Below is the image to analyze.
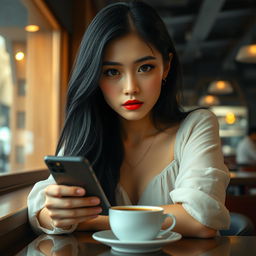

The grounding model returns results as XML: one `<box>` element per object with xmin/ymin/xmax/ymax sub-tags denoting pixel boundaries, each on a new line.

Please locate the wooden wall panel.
<box><xmin>25</xmin><ymin>31</ymin><xmax>60</xmax><ymax>169</ymax></box>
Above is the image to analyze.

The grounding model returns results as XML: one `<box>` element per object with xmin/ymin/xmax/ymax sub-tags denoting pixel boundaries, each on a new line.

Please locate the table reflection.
<box><xmin>19</xmin><ymin>232</ymin><xmax>234</xmax><ymax>256</ymax></box>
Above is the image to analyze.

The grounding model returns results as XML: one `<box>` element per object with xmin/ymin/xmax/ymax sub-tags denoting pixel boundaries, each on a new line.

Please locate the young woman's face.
<box><xmin>99</xmin><ymin>33</ymin><xmax>170</xmax><ymax>121</ymax></box>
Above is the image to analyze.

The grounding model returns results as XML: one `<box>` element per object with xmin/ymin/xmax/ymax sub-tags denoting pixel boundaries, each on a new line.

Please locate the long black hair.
<box><xmin>56</xmin><ymin>1</ymin><xmax>188</xmax><ymax>205</ymax></box>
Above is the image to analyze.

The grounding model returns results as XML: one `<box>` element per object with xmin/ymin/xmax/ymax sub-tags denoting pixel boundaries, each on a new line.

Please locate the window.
<box><xmin>17</xmin><ymin>79</ymin><xmax>26</xmax><ymax>96</ymax></box>
<box><xmin>0</xmin><ymin>0</ymin><xmax>67</xmax><ymax>175</ymax></box>
<box><xmin>17</xmin><ymin>111</ymin><xmax>25</xmax><ymax>129</ymax></box>
<box><xmin>16</xmin><ymin>145</ymin><xmax>25</xmax><ymax>164</ymax></box>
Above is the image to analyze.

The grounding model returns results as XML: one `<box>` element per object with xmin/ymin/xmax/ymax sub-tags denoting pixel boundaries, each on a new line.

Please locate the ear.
<box><xmin>163</xmin><ymin>53</ymin><xmax>173</xmax><ymax>80</ymax></box>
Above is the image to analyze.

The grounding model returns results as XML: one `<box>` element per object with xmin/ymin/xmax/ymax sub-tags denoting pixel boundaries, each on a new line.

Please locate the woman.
<box><xmin>28</xmin><ymin>1</ymin><xmax>230</xmax><ymax>237</ymax></box>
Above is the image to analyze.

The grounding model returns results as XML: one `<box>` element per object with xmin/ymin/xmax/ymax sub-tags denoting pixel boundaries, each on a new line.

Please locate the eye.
<box><xmin>138</xmin><ymin>64</ymin><xmax>155</xmax><ymax>73</ymax></box>
<box><xmin>103</xmin><ymin>68</ymin><xmax>120</xmax><ymax>77</ymax></box>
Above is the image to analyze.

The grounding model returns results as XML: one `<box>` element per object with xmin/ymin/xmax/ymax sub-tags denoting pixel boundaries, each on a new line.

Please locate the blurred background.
<box><xmin>0</xmin><ymin>0</ymin><xmax>256</xmax><ymax>173</ymax></box>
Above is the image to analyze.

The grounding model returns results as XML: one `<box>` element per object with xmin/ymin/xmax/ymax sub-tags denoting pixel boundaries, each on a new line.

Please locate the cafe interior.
<box><xmin>0</xmin><ymin>0</ymin><xmax>256</xmax><ymax>255</ymax></box>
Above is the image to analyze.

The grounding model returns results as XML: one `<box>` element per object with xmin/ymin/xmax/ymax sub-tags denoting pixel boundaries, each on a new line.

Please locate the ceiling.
<box><xmin>94</xmin><ymin>0</ymin><xmax>256</xmax><ymax>106</ymax></box>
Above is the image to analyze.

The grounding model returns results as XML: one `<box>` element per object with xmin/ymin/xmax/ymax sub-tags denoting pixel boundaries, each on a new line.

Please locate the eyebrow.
<box><xmin>102</xmin><ymin>56</ymin><xmax>156</xmax><ymax>66</ymax></box>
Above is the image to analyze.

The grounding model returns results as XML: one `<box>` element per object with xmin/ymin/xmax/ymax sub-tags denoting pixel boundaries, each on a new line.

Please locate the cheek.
<box><xmin>144</xmin><ymin>74</ymin><xmax>162</xmax><ymax>94</ymax></box>
<box><xmin>100</xmin><ymin>81</ymin><xmax>118</xmax><ymax>101</ymax></box>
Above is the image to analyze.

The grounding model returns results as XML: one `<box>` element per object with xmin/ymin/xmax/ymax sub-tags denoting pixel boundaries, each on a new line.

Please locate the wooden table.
<box><xmin>15</xmin><ymin>232</ymin><xmax>256</xmax><ymax>256</ymax></box>
<box><xmin>229</xmin><ymin>171</ymin><xmax>256</xmax><ymax>186</ymax></box>
<box><xmin>228</xmin><ymin>171</ymin><xmax>256</xmax><ymax>195</ymax></box>
<box><xmin>227</xmin><ymin>171</ymin><xmax>256</xmax><ymax>230</ymax></box>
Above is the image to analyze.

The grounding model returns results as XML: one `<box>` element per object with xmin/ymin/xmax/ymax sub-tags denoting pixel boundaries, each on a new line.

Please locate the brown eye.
<box><xmin>138</xmin><ymin>64</ymin><xmax>155</xmax><ymax>72</ymax></box>
<box><xmin>103</xmin><ymin>69</ymin><xmax>120</xmax><ymax>77</ymax></box>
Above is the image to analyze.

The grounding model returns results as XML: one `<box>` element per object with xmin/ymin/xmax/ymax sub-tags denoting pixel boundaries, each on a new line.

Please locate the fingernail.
<box><xmin>91</xmin><ymin>198</ymin><xmax>100</xmax><ymax>204</ymax></box>
<box><xmin>76</xmin><ymin>188</ymin><xmax>85</xmax><ymax>195</ymax></box>
<box><xmin>96</xmin><ymin>207</ymin><xmax>103</xmax><ymax>213</ymax></box>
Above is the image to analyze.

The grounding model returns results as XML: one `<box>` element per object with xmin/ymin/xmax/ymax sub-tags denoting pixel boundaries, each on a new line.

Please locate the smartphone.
<box><xmin>44</xmin><ymin>155</ymin><xmax>111</xmax><ymax>215</ymax></box>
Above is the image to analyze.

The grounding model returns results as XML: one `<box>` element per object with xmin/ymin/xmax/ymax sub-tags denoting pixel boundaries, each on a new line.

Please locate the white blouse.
<box><xmin>27</xmin><ymin>109</ymin><xmax>230</xmax><ymax>234</ymax></box>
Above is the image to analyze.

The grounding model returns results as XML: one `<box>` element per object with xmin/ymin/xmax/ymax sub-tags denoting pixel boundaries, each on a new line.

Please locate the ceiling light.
<box><xmin>198</xmin><ymin>95</ymin><xmax>220</xmax><ymax>106</ymax></box>
<box><xmin>236</xmin><ymin>44</ymin><xmax>256</xmax><ymax>63</ymax></box>
<box><xmin>208</xmin><ymin>80</ymin><xmax>233</xmax><ymax>94</ymax></box>
<box><xmin>25</xmin><ymin>25</ymin><xmax>40</xmax><ymax>32</ymax></box>
<box><xmin>15</xmin><ymin>51</ymin><xmax>25</xmax><ymax>61</ymax></box>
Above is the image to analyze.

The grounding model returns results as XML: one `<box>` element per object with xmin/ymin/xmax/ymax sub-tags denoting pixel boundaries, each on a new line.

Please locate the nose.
<box><xmin>123</xmin><ymin>74</ymin><xmax>140</xmax><ymax>96</ymax></box>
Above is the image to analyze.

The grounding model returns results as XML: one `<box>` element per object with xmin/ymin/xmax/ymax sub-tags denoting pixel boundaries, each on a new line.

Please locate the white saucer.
<box><xmin>92</xmin><ymin>230</ymin><xmax>182</xmax><ymax>253</ymax></box>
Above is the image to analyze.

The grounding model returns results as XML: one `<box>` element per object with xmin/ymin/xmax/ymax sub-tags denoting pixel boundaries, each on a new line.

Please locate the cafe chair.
<box><xmin>220</xmin><ymin>212</ymin><xmax>255</xmax><ymax>236</ymax></box>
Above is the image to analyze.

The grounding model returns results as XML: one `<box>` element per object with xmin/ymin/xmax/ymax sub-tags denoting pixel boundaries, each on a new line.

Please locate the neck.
<box><xmin>120</xmin><ymin>116</ymin><xmax>158</xmax><ymax>145</ymax></box>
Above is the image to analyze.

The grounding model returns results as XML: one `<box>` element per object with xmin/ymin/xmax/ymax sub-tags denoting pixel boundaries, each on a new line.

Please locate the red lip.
<box><xmin>122</xmin><ymin>100</ymin><xmax>143</xmax><ymax>110</ymax></box>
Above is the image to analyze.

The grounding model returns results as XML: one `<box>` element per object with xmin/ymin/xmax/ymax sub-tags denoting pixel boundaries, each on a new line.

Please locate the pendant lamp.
<box><xmin>208</xmin><ymin>80</ymin><xmax>233</xmax><ymax>94</ymax></box>
<box><xmin>236</xmin><ymin>44</ymin><xmax>256</xmax><ymax>63</ymax></box>
<box><xmin>198</xmin><ymin>95</ymin><xmax>220</xmax><ymax>106</ymax></box>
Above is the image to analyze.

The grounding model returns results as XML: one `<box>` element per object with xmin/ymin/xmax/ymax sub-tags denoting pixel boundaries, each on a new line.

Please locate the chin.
<box><xmin>121</xmin><ymin>112</ymin><xmax>150</xmax><ymax>122</ymax></box>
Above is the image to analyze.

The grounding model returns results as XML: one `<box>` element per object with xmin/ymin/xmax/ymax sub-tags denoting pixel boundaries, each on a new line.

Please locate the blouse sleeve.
<box><xmin>27</xmin><ymin>174</ymin><xmax>77</xmax><ymax>235</ymax></box>
<box><xmin>170</xmin><ymin>109</ymin><xmax>230</xmax><ymax>230</ymax></box>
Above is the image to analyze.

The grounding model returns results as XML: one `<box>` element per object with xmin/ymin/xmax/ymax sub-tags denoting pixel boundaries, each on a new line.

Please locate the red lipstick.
<box><xmin>122</xmin><ymin>100</ymin><xmax>143</xmax><ymax>110</ymax></box>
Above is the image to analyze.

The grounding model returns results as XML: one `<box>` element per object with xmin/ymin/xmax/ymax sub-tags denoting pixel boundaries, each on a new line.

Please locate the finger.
<box><xmin>45</xmin><ymin>196</ymin><xmax>101</xmax><ymax>209</ymax></box>
<box><xmin>52</xmin><ymin>215</ymin><xmax>98</xmax><ymax>228</ymax></box>
<box><xmin>49</xmin><ymin>206</ymin><xmax>102</xmax><ymax>219</ymax></box>
<box><xmin>45</xmin><ymin>185</ymin><xmax>85</xmax><ymax>197</ymax></box>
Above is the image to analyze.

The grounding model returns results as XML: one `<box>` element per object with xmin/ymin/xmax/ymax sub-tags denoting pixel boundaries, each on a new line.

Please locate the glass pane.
<box><xmin>0</xmin><ymin>0</ymin><xmax>61</xmax><ymax>173</ymax></box>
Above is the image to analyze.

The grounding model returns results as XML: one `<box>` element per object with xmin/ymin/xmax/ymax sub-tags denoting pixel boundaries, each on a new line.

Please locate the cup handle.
<box><xmin>158</xmin><ymin>213</ymin><xmax>176</xmax><ymax>237</ymax></box>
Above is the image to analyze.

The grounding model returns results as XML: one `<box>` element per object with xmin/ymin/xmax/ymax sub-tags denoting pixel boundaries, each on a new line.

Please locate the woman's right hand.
<box><xmin>38</xmin><ymin>184</ymin><xmax>102</xmax><ymax>230</ymax></box>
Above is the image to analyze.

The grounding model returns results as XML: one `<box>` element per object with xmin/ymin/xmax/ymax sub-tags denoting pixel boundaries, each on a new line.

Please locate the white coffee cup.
<box><xmin>109</xmin><ymin>205</ymin><xmax>176</xmax><ymax>242</ymax></box>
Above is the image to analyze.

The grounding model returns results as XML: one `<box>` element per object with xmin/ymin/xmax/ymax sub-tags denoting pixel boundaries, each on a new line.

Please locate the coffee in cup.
<box><xmin>109</xmin><ymin>205</ymin><xmax>176</xmax><ymax>241</ymax></box>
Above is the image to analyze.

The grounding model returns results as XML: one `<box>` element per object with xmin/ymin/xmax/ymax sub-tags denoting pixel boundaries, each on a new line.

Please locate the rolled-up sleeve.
<box><xmin>170</xmin><ymin>109</ymin><xmax>230</xmax><ymax>230</ymax></box>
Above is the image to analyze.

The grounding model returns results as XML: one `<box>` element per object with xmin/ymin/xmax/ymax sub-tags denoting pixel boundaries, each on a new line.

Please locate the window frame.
<box><xmin>0</xmin><ymin>169</ymin><xmax>49</xmax><ymax>195</ymax></box>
